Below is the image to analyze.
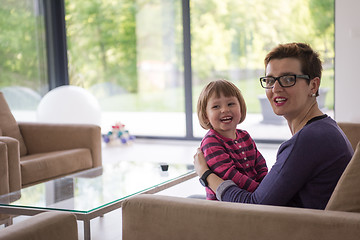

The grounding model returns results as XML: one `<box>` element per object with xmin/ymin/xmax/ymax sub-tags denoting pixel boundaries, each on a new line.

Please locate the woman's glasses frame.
<box><xmin>259</xmin><ymin>74</ymin><xmax>310</xmax><ymax>89</ymax></box>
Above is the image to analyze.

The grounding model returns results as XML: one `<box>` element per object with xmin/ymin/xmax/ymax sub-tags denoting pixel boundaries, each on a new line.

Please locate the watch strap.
<box><xmin>200</xmin><ymin>169</ymin><xmax>213</xmax><ymax>187</ymax></box>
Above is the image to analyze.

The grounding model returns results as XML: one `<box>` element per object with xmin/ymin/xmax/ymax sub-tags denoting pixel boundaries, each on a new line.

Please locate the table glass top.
<box><xmin>0</xmin><ymin>161</ymin><xmax>194</xmax><ymax>213</ymax></box>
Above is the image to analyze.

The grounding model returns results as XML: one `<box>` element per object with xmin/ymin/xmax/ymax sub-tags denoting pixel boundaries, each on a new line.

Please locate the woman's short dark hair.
<box><xmin>264</xmin><ymin>43</ymin><xmax>322</xmax><ymax>96</ymax></box>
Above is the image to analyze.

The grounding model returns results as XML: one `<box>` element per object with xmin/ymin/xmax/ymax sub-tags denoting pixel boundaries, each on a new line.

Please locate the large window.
<box><xmin>65</xmin><ymin>0</ymin><xmax>186</xmax><ymax>137</ymax></box>
<box><xmin>1</xmin><ymin>0</ymin><xmax>334</xmax><ymax>142</ymax></box>
<box><xmin>65</xmin><ymin>0</ymin><xmax>334</xmax><ymax>141</ymax></box>
<box><xmin>0</xmin><ymin>0</ymin><xmax>47</xmax><ymax>120</ymax></box>
<box><xmin>191</xmin><ymin>0</ymin><xmax>335</xmax><ymax>140</ymax></box>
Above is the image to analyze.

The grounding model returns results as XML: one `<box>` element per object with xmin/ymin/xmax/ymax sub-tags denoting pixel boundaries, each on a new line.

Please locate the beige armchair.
<box><xmin>0</xmin><ymin>212</ymin><xmax>78</xmax><ymax>240</ymax></box>
<box><xmin>122</xmin><ymin>126</ymin><xmax>360</xmax><ymax>240</ymax></box>
<box><xmin>338</xmin><ymin>122</ymin><xmax>360</xmax><ymax>150</ymax></box>
<box><xmin>122</xmin><ymin>195</ymin><xmax>360</xmax><ymax>240</ymax></box>
<box><xmin>0</xmin><ymin>92</ymin><xmax>102</xmax><ymax>194</ymax></box>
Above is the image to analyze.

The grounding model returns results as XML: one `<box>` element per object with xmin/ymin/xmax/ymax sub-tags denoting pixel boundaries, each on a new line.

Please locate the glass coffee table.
<box><xmin>0</xmin><ymin>161</ymin><xmax>196</xmax><ymax>240</ymax></box>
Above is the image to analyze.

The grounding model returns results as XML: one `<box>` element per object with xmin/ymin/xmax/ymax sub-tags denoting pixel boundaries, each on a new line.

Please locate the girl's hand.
<box><xmin>193</xmin><ymin>148</ymin><xmax>210</xmax><ymax>177</ymax></box>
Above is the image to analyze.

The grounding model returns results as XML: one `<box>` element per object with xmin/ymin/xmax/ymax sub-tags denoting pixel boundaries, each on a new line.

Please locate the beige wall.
<box><xmin>335</xmin><ymin>0</ymin><xmax>360</xmax><ymax>122</ymax></box>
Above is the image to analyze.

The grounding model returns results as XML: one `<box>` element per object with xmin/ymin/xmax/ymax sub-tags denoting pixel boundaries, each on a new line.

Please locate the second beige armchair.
<box><xmin>0</xmin><ymin>92</ymin><xmax>102</xmax><ymax>194</ymax></box>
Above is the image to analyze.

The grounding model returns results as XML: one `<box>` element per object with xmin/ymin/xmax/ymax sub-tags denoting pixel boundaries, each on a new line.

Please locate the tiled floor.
<box><xmin>4</xmin><ymin>139</ymin><xmax>280</xmax><ymax>240</ymax></box>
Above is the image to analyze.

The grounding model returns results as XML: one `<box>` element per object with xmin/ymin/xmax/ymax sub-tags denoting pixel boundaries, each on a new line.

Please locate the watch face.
<box><xmin>199</xmin><ymin>178</ymin><xmax>207</xmax><ymax>187</ymax></box>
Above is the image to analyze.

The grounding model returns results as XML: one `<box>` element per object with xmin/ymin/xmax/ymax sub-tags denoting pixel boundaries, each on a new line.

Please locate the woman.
<box><xmin>194</xmin><ymin>43</ymin><xmax>354</xmax><ymax>209</ymax></box>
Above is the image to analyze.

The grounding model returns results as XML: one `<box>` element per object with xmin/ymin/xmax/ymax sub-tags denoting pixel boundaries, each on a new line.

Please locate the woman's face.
<box><xmin>265</xmin><ymin>58</ymin><xmax>317</xmax><ymax>121</ymax></box>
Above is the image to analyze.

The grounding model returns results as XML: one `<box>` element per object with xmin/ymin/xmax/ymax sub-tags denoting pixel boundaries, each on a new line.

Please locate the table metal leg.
<box><xmin>83</xmin><ymin>219</ymin><xmax>91</xmax><ymax>240</ymax></box>
<box><xmin>5</xmin><ymin>216</ymin><xmax>13</xmax><ymax>227</ymax></box>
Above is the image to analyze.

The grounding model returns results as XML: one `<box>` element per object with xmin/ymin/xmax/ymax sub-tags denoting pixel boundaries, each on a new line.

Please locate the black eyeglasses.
<box><xmin>259</xmin><ymin>74</ymin><xmax>310</xmax><ymax>89</ymax></box>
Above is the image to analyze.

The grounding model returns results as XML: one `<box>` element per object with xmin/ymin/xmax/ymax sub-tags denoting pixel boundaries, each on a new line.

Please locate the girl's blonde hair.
<box><xmin>197</xmin><ymin>79</ymin><xmax>247</xmax><ymax>130</ymax></box>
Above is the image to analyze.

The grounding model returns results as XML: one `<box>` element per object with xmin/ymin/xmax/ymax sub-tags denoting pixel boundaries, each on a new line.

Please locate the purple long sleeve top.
<box><xmin>216</xmin><ymin>116</ymin><xmax>354</xmax><ymax>209</ymax></box>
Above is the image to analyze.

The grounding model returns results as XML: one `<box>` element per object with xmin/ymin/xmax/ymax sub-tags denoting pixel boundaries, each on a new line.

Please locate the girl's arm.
<box><xmin>194</xmin><ymin>148</ymin><xmax>223</xmax><ymax>193</ymax></box>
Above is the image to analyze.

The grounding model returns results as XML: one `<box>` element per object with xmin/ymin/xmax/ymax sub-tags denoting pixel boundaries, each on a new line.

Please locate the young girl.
<box><xmin>197</xmin><ymin>79</ymin><xmax>268</xmax><ymax>200</ymax></box>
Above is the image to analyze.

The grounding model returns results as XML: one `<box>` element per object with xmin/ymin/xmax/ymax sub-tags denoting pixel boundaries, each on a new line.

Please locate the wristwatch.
<box><xmin>199</xmin><ymin>169</ymin><xmax>213</xmax><ymax>187</ymax></box>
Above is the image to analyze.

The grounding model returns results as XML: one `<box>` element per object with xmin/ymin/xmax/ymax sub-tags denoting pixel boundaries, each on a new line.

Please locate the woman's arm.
<box><xmin>202</xmin><ymin>135</ymin><xmax>262</xmax><ymax>191</ymax></box>
<box><xmin>195</xmin><ymin>144</ymin><xmax>291</xmax><ymax>204</ymax></box>
<box><xmin>195</xmin><ymin>147</ymin><xmax>269</xmax><ymax>202</ymax></box>
<box><xmin>195</xmin><ymin>136</ymin><xmax>314</xmax><ymax>205</ymax></box>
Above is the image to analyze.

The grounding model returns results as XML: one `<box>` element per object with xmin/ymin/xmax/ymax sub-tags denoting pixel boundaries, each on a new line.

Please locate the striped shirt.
<box><xmin>201</xmin><ymin>129</ymin><xmax>268</xmax><ymax>200</ymax></box>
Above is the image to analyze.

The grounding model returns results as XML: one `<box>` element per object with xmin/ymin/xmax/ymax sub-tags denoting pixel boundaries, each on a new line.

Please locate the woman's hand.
<box><xmin>193</xmin><ymin>148</ymin><xmax>210</xmax><ymax>177</ymax></box>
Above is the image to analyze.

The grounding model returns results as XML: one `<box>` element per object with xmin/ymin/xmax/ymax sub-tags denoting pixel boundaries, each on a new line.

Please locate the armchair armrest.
<box><xmin>0</xmin><ymin>137</ymin><xmax>21</xmax><ymax>193</ymax></box>
<box><xmin>122</xmin><ymin>195</ymin><xmax>360</xmax><ymax>240</ymax></box>
<box><xmin>0</xmin><ymin>212</ymin><xmax>78</xmax><ymax>240</ymax></box>
<box><xmin>18</xmin><ymin>122</ymin><xmax>102</xmax><ymax>167</ymax></box>
<box><xmin>0</xmin><ymin>141</ymin><xmax>9</xmax><ymax>195</ymax></box>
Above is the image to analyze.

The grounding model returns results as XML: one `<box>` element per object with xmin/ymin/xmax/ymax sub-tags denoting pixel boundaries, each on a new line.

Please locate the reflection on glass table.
<box><xmin>0</xmin><ymin>161</ymin><xmax>195</xmax><ymax>240</ymax></box>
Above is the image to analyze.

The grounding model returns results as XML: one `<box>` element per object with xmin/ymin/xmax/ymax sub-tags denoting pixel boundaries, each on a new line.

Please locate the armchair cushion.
<box><xmin>0</xmin><ymin>92</ymin><xmax>27</xmax><ymax>156</ymax></box>
<box><xmin>326</xmin><ymin>142</ymin><xmax>360</xmax><ymax>212</ymax></box>
<box><xmin>18</xmin><ymin>122</ymin><xmax>102</xmax><ymax>168</ymax></box>
<box><xmin>21</xmin><ymin>148</ymin><xmax>92</xmax><ymax>186</ymax></box>
<box><xmin>0</xmin><ymin>212</ymin><xmax>78</xmax><ymax>240</ymax></box>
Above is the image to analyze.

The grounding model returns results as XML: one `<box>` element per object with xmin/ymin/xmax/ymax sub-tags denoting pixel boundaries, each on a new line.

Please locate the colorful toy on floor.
<box><xmin>102</xmin><ymin>122</ymin><xmax>135</xmax><ymax>145</ymax></box>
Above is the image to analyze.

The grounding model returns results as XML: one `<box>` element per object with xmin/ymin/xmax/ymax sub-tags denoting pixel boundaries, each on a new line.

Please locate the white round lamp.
<box><xmin>37</xmin><ymin>85</ymin><xmax>101</xmax><ymax>126</ymax></box>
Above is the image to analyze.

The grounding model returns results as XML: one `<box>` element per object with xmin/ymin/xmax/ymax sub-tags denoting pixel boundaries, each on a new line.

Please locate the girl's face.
<box><xmin>265</xmin><ymin>58</ymin><xmax>317</xmax><ymax>122</ymax></box>
<box><xmin>205</xmin><ymin>93</ymin><xmax>241</xmax><ymax>139</ymax></box>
